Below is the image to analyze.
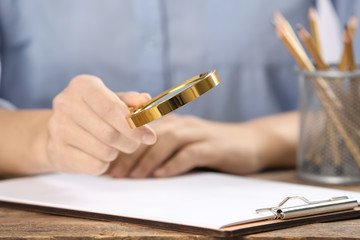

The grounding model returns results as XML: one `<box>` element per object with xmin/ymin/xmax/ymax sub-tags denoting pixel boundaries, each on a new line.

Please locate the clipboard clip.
<box><xmin>256</xmin><ymin>196</ymin><xmax>358</xmax><ymax>220</ymax></box>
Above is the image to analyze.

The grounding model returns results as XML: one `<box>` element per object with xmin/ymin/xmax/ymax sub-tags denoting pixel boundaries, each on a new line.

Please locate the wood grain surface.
<box><xmin>1</xmin><ymin>169</ymin><xmax>360</xmax><ymax>239</ymax></box>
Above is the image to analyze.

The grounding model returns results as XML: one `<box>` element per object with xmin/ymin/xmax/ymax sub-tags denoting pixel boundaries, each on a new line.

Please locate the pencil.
<box><xmin>276</xmin><ymin>18</ymin><xmax>342</xmax><ymax>108</ymax></box>
<box><xmin>274</xmin><ymin>12</ymin><xmax>313</xmax><ymax>69</ymax></box>
<box><xmin>275</xmin><ymin>16</ymin><xmax>341</xmax><ymax>107</ymax></box>
<box><xmin>275</xmin><ymin>13</ymin><xmax>360</xmax><ymax>166</ymax></box>
<box><xmin>339</xmin><ymin>27</ymin><xmax>356</xmax><ymax>71</ymax></box>
<box><xmin>297</xmin><ymin>25</ymin><xmax>328</xmax><ymax>70</ymax></box>
<box><xmin>298</xmin><ymin>25</ymin><xmax>340</xmax><ymax>167</ymax></box>
<box><xmin>308</xmin><ymin>7</ymin><xmax>321</xmax><ymax>55</ymax></box>
<box><xmin>346</xmin><ymin>16</ymin><xmax>359</xmax><ymax>103</ymax></box>
<box><xmin>343</xmin><ymin>27</ymin><xmax>358</xmax><ymax>102</ymax></box>
<box><xmin>275</xmin><ymin>25</ymin><xmax>311</xmax><ymax>69</ymax></box>
<box><xmin>339</xmin><ymin>29</ymin><xmax>348</xmax><ymax>71</ymax></box>
<box><xmin>311</xmin><ymin>81</ymin><xmax>360</xmax><ymax>167</ymax></box>
<box><xmin>348</xmin><ymin>15</ymin><xmax>358</xmax><ymax>38</ymax></box>
<box><xmin>329</xmin><ymin>122</ymin><xmax>341</xmax><ymax>166</ymax></box>
<box><xmin>345</xmin><ymin>27</ymin><xmax>356</xmax><ymax>71</ymax></box>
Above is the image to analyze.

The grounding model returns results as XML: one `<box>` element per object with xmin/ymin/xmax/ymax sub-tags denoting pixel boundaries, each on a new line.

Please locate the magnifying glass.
<box><xmin>127</xmin><ymin>70</ymin><xmax>220</xmax><ymax>128</ymax></box>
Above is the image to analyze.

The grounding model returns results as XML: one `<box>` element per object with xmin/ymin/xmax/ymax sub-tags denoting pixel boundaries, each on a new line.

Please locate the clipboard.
<box><xmin>0</xmin><ymin>172</ymin><xmax>359</xmax><ymax>238</ymax></box>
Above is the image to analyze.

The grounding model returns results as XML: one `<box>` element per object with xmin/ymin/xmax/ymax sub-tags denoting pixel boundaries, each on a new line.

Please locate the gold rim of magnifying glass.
<box><xmin>127</xmin><ymin>70</ymin><xmax>220</xmax><ymax>128</ymax></box>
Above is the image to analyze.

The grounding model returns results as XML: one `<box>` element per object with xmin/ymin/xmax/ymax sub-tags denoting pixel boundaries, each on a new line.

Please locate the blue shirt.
<box><xmin>1</xmin><ymin>0</ymin><xmax>354</xmax><ymax>122</ymax></box>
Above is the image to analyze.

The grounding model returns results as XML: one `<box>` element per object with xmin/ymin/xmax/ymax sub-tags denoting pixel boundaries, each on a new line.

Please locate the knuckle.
<box><xmin>68</xmin><ymin>75</ymin><xmax>104</xmax><ymax>95</ymax></box>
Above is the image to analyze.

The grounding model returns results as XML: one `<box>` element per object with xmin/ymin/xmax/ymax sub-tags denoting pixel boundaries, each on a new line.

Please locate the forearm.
<box><xmin>248</xmin><ymin>111</ymin><xmax>299</xmax><ymax>170</ymax></box>
<box><xmin>0</xmin><ymin>108</ymin><xmax>53</xmax><ymax>176</ymax></box>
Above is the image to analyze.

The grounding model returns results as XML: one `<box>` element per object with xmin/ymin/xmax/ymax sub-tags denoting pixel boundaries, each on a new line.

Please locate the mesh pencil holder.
<box><xmin>297</xmin><ymin>67</ymin><xmax>360</xmax><ymax>184</ymax></box>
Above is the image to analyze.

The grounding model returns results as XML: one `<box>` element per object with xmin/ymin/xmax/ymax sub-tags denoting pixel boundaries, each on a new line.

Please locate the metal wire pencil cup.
<box><xmin>297</xmin><ymin>67</ymin><xmax>360</xmax><ymax>184</ymax></box>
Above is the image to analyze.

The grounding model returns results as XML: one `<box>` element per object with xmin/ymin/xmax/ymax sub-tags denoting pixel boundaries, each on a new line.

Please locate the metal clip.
<box><xmin>256</xmin><ymin>196</ymin><xmax>358</xmax><ymax>219</ymax></box>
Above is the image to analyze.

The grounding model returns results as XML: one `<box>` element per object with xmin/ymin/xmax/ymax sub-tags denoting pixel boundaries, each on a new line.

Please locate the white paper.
<box><xmin>0</xmin><ymin>172</ymin><xmax>359</xmax><ymax>230</ymax></box>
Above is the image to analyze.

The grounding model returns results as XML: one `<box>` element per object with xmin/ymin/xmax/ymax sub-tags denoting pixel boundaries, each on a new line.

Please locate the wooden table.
<box><xmin>1</xmin><ymin>169</ymin><xmax>360</xmax><ymax>239</ymax></box>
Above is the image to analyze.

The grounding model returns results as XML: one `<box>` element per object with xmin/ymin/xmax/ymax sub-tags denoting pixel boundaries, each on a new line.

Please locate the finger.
<box><xmin>52</xmin><ymin>113</ymin><xmax>119</xmax><ymax>162</ymax></box>
<box><xmin>128</xmin><ymin>134</ymin><xmax>181</xmax><ymax>178</ymax></box>
<box><xmin>83</xmin><ymin>82</ymin><xmax>156</xmax><ymax>144</ymax></box>
<box><xmin>153</xmin><ymin>143</ymin><xmax>208</xmax><ymax>178</ymax></box>
<box><xmin>109</xmin><ymin>144</ymin><xmax>150</xmax><ymax>178</ymax></box>
<box><xmin>129</xmin><ymin>124</ymin><xmax>203</xmax><ymax>178</ymax></box>
<box><xmin>47</xmin><ymin>141</ymin><xmax>110</xmax><ymax>175</ymax></box>
<box><xmin>52</xmin><ymin>95</ymin><xmax>141</xmax><ymax>154</ymax></box>
<box><xmin>134</xmin><ymin>124</ymin><xmax>157</xmax><ymax>145</ymax></box>
<box><xmin>117</xmin><ymin>91</ymin><xmax>151</xmax><ymax>108</ymax></box>
<box><xmin>71</xmin><ymin>75</ymin><xmax>156</xmax><ymax>145</ymax></box>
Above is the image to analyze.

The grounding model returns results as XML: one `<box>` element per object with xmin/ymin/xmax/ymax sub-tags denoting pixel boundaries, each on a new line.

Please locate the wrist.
<box><xmin>248</xmin><ymin>115</ymin><xmax>298</xmax><ymax>170</ymax></box>
<box><xmin>246</xmin><ymin>123</ymin><xmax>273</xmax><ymax>171</ymax></box>
<box><xmin>31</xmin><ymin>110</ymin><xmax>54</xmax><ymax>173</ymax></box>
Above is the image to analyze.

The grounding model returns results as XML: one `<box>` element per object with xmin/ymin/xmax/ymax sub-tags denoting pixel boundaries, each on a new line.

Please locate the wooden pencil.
<box><xmin>297</xmin><ymin>25</ymin><xmax>328</xmax><ymax>70</ymax></box>
<box><xmin>348</xmin><ymin>15</ymin><xmax>358</xmax><ymax>38</ymax></box>
<box><xmin>274</xmin><ymin>12</ymin><xmax>313</xmax><ymax>69</ymax></box>
<box><xmin>297</xmin><ymin>24</ymin><xmax>342</xmax><ymax>167</ymax></box>
<box><xmin>275</xmin><ymin>25</ymin><xmax>311</xmax><ymax>69</ymax></box>
<box><xmin>339</xmin><ymin>30</ymin><xmax>348</xmax><ymax>71</ymax></box>
<box><xmin>339</xmin><ymin>27</ymin><xmax>356</xmax><ymax>71</ymax></box>
<box><xmin>275</xmin><ymin>14</ymin><xmax>360</xmax><ymax>167</ymax></box>
<box><xmin>344</xmin><ymin>27</ymin><xmax>358</xmax><ymax>104</ymax></box>
<box><xmin>308</xmin><ymin>7</ymin><xmax>321</xmax><ymax>55</ymax></box>
<box><xmin>345</xmin><ymin>28</ymin><xmax>356</xmax><ymax>71</ymax></box>
<box><xmin>275</xmin><ymin>17</ymin><xmax>341</xmax><ymax>108</ymax></box>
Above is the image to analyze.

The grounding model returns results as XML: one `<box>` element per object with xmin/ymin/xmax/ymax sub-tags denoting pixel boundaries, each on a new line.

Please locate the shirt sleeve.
<box><xmin>0</xmin><ymin>98</ymin><xmax>16</xmax><ymax>110</ymax></box>
<box><xmin>0</xmin><ymin>3</ymin><xmax>14</xmax><ymax>111</ymax></box>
